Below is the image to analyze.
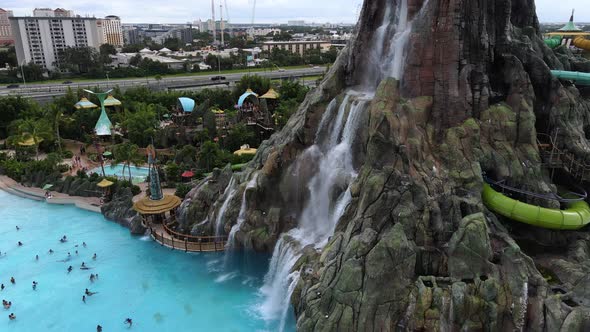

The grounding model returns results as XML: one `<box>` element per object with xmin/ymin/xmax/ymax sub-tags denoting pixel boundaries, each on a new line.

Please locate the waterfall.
<box><xmin>255</xmin><ymin>0</ymin><xmax>427</xmax><ymax>329</ymax></box>
<box><xmin>257</xmin><ymin>95</ymin><xmax>368</xmax><ymax>331</ymax></box>
<box><xmin>214</xmin><ymin>176</ymin><xmax>238</xmax><ymax>237</ymax></box>
<box><xmin>226</xmin><ymin>173</ymin><xmax>259</xmax><ymax>250</ymax></box>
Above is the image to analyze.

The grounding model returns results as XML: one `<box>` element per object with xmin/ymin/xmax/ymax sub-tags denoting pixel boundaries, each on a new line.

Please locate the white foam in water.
<box><xmin>139</xmin><ymin>235</ymin><xmax>151</xmax><ymax>241</ymax></box>
<box><xmin>255</xmin><ymin>1</ymin><xmax>429</xmax><ymax>330</ymax></box>
<box><xmin>215</xmin><ymin>272</ymin><xmax>238</xmax><ymax>283</ymax></box>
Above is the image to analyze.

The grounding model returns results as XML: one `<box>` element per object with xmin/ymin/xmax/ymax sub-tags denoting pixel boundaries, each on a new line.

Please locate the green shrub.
<box><xmin>175</xmin><ymin>183</ymin><xmax>192</xmax><ymax>199</ymax></box>
<box><xmin>62</xmin><ymin>150</ymin><xmax>74</xmax><ymax>158</ymax></box>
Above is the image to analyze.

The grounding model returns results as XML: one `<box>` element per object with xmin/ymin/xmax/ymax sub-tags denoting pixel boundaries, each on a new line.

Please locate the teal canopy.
<box><xmin>178</xmin><ymin>97</ymin><xmax>195</xmax><ymax>113</ymax></box>
<box><xmin>95</xmin><ymin>110</ymin><xmax>113</xmax><ymax>136</ymax></box>
<box><xmin>237</xmin><ymin>89</ymin><xmax>258</xmax><ymax>108</ymax></box>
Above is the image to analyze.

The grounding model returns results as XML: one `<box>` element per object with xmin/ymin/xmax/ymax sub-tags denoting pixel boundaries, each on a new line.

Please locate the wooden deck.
<box><xmin>149</xmin><ymin>224</ymin><xmax>227</xmax><ymax>252</ymax></box>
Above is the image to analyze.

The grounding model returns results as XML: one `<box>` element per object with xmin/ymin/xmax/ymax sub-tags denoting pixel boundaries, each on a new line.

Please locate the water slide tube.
<box><xmin>551</xmin><ymin>70</ymin><xmax>590</xmax><ymax>86</ymax></box>
<box><xmin>544</xmin><ymin>36</ymin><xmax>562</xmax><ymax>49</ymax></box>
<box><xmin>574</xmin><ymin>37</ymin><xmax>590</xmax><ymax>51</ymax></box>
<box><xmin>482</xmin><ymin>183</ymin><xmax>590</xmax><ymax>230</ymax></box>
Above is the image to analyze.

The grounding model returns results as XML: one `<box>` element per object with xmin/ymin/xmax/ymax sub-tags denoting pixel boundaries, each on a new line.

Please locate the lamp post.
<box><xmin>20</xmin><ymin>60</ymin><xmax>27</xmax><ymax>89</ymax></box>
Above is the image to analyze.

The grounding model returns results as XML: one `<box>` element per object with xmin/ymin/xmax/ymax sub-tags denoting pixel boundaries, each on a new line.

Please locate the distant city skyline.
<box><xmin>2</xmin><ymin>0</ymin><xmax>589</xmax><ymax>25</ymax></box>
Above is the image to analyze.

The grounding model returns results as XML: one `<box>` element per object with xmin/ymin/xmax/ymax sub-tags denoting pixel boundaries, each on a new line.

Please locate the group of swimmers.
<box><xmin>6</xmin><ymin>228</ymin><xmax>135</xmax><ymax>328</ymax></box>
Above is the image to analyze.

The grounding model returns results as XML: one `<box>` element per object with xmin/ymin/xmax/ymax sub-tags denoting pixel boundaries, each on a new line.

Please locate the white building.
<box><xmin>245</xmin><ymin>28</ymin><xmax>280</xmax><ymax>37</ymax></box>
<box><xmin>10</xmin><ymin>9</ymin><xmax>102</xmax><ymax>71</ymax></box>
<box><xmin>99</xmin><ymin>15</ymin><xmax>123</xmax><ymax>47</ymax></box>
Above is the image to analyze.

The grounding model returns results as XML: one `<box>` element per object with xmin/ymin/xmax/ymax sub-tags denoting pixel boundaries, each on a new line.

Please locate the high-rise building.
<box><xmin>0</xmin><ymin>8</ymin><xmax>14</xmax><ymax>46</ymax></box>
<box><xmin>10</xmin><ymin>9</ymin><xmax>102</xmax><ymax>71</ymax></box>
<box><xmin>99</xmin><ymin>15</ymin><xmax>123</xmax><ymax>46</ymax></box>
<box><xmin>33</xmin><ymin>8</ymin><xmax>74</xmax><ymax>17</ymax></box>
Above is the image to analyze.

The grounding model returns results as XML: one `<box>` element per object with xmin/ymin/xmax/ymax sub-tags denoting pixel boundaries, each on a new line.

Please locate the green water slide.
<box><xmin>482</xmin><ymin>183</ymin><xmax>590</xmax><ymax>230</ymax></box>
<box><xmin>544</xmin><ymin>36</ymin><xmax>562</xmax><ymax>49</ymax></box>
<box><xmin>551</xmin><ymin>70</ymin><xmax>590</xmax><ymax>86</ymax></box>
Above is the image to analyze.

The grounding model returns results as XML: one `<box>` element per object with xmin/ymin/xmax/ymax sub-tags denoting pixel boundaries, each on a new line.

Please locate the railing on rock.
<box><xmin>537</xmin><ymin>131</ymin><xmax>590</xmax><ymax>181</ymax></box>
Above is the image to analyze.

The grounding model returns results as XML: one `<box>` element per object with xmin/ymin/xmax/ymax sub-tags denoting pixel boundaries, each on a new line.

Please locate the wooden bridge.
<box><xmin>537</xmin><ymin>131</ymin><xmax>590</xmax><ymax>181</ymax></box>
<box><xmin>149</xmin><ymin>220</ymin><xmax>227</xmax><ymax>252</ymax></box>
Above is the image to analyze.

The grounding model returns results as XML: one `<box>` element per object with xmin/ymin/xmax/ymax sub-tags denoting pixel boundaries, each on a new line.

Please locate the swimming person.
<box><xmin>1</xmin><ymin>284</ymin><xmax>4</xmax><ymax>291</ymax></box>
<box><xmin>75</xmin><ymin>250</ymin><xmax>78</xmax><ymax>255</ymax></box>
<box><xmin>92</xmin><ymin>253</ymin><xmax>97</xmax><ymax>260</ymax></box>
<box><xmin>32</xmin><ymin>281</ymin><xmax>37</xmax><ymax>290</ymax></box>
<box><xmin>83</xmin><ymin>242</ymin><xmax>87</xmax><ymax>248</ymax></box>
<box><xmin>8</xmin><ymin>313</ymin><xmax>15</xmax><ymax>320</ymax></box>
<box><xmin>85</xmin><ymin>288</ymin><xmax>98</xmax><ymax>296</ymax></box>
<box><xmin>15</xmin><ymin>226</ymin><xmax>19</xmax><ymax>231</ymax></box>
<box><xmin>10</xmin><ymin>277</ymin><xmax>14</xmax><ymax>284</ymax></box>
<box><xmin>124</xmin><ymin>318</ymin><xmax>133</xmax><ymax>327</ymax></box>
<box><xmin>97</xmin><ymin>324</ymin><xmax>102</xmax><ymax>332</ymax></box>
<box><xmin>35</xmin><ymin>254</ymin><xmax>39</xmax><ymax>261</ymax></box>
<box><xmin>48</xmin><ymin>249</ymin><xmax>54</xmax><ymax>254</ymax></box>
<box><xmin>82</xmin><ymin>295</ymin><xmax>86</xmax><ymax>303</ymax></box>
<box><xmin>17</xmin><ymin>241</ymin><xmax>22</xmax><ymax>246</ymax></box>
<box><xmin>67</xmin><ymin>266</ymin><xmax>73</xmax><ymax>273</ymax></box>
<box><xmin>89</xmin><ymin>274</ymin><xmax>95</xmax><ymax>282</ymax></box>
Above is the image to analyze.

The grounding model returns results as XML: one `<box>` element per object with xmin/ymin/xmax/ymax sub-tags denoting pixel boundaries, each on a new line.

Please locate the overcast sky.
<box><xmin>3</xmin><ymin>0</ymin><xmax>589</xmax><ymax>24</ymax></box>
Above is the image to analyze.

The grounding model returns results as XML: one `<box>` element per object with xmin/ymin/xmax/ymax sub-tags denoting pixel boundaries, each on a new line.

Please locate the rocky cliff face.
<box><xmin>101</xmin><ymin>188</ymin><xmax>145</xmax><ymax>235</ymax></box>
<box><xmin>177</xmin><ymin>0</ymin><xmax>590</xmax><ymax>330</ymax></box>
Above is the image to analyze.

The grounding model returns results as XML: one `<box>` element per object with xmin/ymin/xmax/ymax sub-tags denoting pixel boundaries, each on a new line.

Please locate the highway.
<box><xmin>0</xmin><ymin>67</ymin><xmax>326</xmax><ymax>102</ymax></box>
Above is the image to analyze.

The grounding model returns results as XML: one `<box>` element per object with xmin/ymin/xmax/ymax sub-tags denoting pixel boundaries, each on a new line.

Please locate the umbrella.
<box><xmin>42</xmin><ymin>184</ymin><xmax>53</xmax><ymax>190</ymax></box>
<box><xmin>181</xmin><ymin>170</ymin><xmax>195</xmax><ymax>178</ymax></box>
<box><xmin>103</xmin><ymin>95</ymin><xmax>122</xmax><ymax>107</ymax></box>
<box><xmin>74</xmin><ymin>97</ymin><xmax>98</xmax><ymax>110</ymax></box>
<box><xmin>260</xmin><ymin>88</ymin><xmax>280</xmax><ymax>99</ymax></box>
<box><xmin>96</xmin><ymin>179</ymin><xmax>114</xmax><ymax>188</ymax></box>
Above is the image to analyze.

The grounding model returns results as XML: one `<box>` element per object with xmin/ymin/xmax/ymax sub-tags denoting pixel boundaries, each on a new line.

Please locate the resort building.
<box><xmin>261</xmin><ymin>40</ymin><xmax>331</xmax><ymax>56</ymax></box>
<box><xmin>98</xmin><ymin>15</ymin><xmax>124</xmax><ymax>47</ymax></box>
<box><xmin>10</xmin><ymin>9</ymin><xmax>102</xmax><ymax>71</ymax></box>
<box><xmin>0</xmin><ymin>8</ymin><xmax>14</xmax><ymax>46</ymax></box>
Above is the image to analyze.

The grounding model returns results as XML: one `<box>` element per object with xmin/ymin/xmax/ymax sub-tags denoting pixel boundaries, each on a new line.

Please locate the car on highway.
<box><xmin>313</xmin><ymin>66</ymin><xmax>320</xmax><ymax>69</ymax></box>
<box><xmin>62</xmin><ymin>81</ymin><xmax>73</xmax><ymax>84</ymax></box>
<box><xmin>211</xmin><ymin>76</ymin><xmax>226</xmax><ymax>81</ymax></box>
<box><xmin>278</xmin><ymin>68</ymin><xmax>286</xmax><ymax>72</ymax></box>
<box><xmin>6</xmin><ymin>84</ymin><xmax>19</xmax><ymax>89</ymax></box>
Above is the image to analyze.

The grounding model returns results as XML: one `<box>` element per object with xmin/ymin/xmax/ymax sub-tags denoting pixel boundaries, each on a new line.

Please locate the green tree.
<box><xmin>113</xmin><ymin>142</ymin><xmax>143</xmax><ymax>181</ymax></box>
<box><xmin>224</xmin><ymin>124</ymin><xmax>256</xmax><ymax>152</ymax></box>
<box><xmin>58</xmin><ymin>46</ymin><xmax>101</xmax><ymax>74</ymax></box>
<box><xmin>99</xmin><ymin>44</ymin><xmax>117</xmax><ymax>64</ymax></box>
<box><xmin>122</xmin><ymin>104</ymin><xmax>158</xmax><ymax>146</ymax></box>
<box><xmin>174</xmin><ymin>145</ymin><xmax>197</xmax><ymax>166</ymax></box>
<box><xmin>198</xmin><ymin>141</ymin><xmax>221</xmax><ymax>171</ymax></box>
<box><xmin>13</xmin><ymin>118</ymin><xmax>54</xmax><ymax>160</ymax></box>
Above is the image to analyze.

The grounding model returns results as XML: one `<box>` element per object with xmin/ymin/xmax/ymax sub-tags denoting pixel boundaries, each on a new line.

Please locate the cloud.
<box><xmin>3</xmin><ymin>0</ymin><xmax>587</xmax><ymax>24</ymax></box>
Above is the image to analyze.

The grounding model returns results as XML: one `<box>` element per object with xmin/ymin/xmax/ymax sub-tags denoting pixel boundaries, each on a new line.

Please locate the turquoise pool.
<box><xmin>0</xmin><ymin>191</ymin><xmax>295</xmax><ymax>331</ymax></box>
<box><xmin>90</xmin><ymin>164</ymin><xmax>150</xmax><ymax>182</ymax></box>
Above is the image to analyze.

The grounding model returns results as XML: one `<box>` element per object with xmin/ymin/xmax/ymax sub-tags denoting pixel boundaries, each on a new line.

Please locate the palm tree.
<box><xmin>46</xmin><ymin>104</ymin><xmax>69</xmax><ymax>156</ymax></box>
<box><xmin>15</xmin><ymin>118</ymin><xmax>53</xmax><ymax>160</ymax></box>
<box><xmin>113</xmin><ymin>142</ymin><xmax>144</xmax><ymax>182</ymax></box>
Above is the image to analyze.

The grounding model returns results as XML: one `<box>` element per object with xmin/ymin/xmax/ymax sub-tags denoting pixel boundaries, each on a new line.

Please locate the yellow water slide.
<box><xmin>574</xmin><ymin>37</ymin><xmax>590</xmax><ymax>51</ymax></box>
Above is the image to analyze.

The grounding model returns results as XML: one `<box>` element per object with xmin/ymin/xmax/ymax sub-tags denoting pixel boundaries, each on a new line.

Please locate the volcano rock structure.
<box><xmin>176</xmin><ymin>0</ymin><xmax>590</xmax><ymax>330</ymax></box>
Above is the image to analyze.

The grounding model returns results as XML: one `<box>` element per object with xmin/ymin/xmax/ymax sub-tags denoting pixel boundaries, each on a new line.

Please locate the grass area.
<box><xmin>22</xmin><ymin>65</ymin><xmax>324</xmax><ymax>86</ymax></box>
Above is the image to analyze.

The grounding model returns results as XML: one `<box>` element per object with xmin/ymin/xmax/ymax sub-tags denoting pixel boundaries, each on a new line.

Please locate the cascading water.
<box><xmin>257</xmin><ymin>96</ymin><xmax>369</xmax><ymax>331</ymax></box>
<box><xmin>214</xmin><ymin>176</ymin><xmax>238</xmax><ymax>237</ymax></box>
<box><xmin>255</xmin><ymin>0</ymin><xmax>427</xmax><ymax>329</ymax></box>
<box><xmin>226</xmin><ymin>173</ymin><xmax>259</xmax><ymax>249</ymax></box>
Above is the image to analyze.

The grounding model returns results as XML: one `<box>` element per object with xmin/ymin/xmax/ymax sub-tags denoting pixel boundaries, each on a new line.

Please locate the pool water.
<box><xmin>90</xmin><ymin>164</ymin><xmax>150</xmax><ymax>182</ymax></box>
<box><xmin>0</xmin><ymin>191</ymin><xmax>295</xmax><ymax>331</ymax></box>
